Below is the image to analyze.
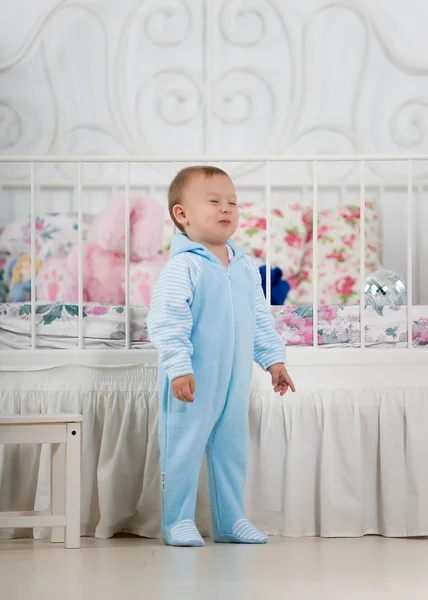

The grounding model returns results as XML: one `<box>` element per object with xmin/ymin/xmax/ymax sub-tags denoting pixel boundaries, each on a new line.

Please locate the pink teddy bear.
<box><xmin>37</xmin><ymin>194</ymin><xmax>165</xmax><ymax>305</ymax></box>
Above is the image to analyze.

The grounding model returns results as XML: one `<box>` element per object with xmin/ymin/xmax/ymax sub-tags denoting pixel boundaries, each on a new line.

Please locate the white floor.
<box><xmin>1</xmin><ymin>536</ymin><xmax>428</xmax><ymax>600</ymax></box>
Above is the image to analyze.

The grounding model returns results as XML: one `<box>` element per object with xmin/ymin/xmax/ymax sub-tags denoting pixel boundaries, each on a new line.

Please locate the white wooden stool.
<box><xmin>0</xmin><ymin>414</ymin><xmax>82</xmax><ymax>549</ymax></box>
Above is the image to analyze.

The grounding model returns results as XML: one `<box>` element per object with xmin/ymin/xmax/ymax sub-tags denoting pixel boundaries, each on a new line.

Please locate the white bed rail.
<box><xmin>0</xmin><ymin>154</ymin><xmax>427</xmax><ymax>362</ymax></box>
<box><xmin>77</xmin><ymin>162</ymin><xmax>83</xmax><ymax>350</ymax></box>
<box><xmin>2</xmin><ymin>154</ymin><xmax>428</xmax><ymax>162</ymax></box>
<box><xmin>312</xmin><ymin>161</ymin><xmax>318</xmax><ymax>348</ymax></box>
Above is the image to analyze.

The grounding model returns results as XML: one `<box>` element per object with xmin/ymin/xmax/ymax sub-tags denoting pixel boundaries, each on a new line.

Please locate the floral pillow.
<box><xmin>163</xmin><ymin>202</ymin><xmax>308</xmax><ymax>280</ymax></box>
<box><xmin>232</xmin><ymin>203</ymin><xmax>307</xmax><ymax>279</ymax></box>
<box><xmin>163</xmin><ymin>202</ymin><xmax>307</xmax><ymax>281</ymax></box>
<box><xmin>0</xmin><ymin>213</ymin><xmax>94</xmax><ymax>283</ymax></box>
<box><xmin>287</xmin><ymin>200</ymin><xmax>382</xmax><ymax>305</ymax></box>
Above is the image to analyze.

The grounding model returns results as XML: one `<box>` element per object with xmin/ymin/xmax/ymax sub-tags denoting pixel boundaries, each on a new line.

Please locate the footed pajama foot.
<box><xmin>163</xmin><ymin>520</ymin><xmax>205</xmax><ymax>547</ymax></box>
<box><xmin>213</xmin><ymin>517</ymin><xmax>268</xmax><ymax>544</ymax></box>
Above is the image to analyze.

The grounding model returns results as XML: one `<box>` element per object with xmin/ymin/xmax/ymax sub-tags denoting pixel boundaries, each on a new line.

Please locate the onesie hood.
<box><xmin>170</xmin><ymin>233</ymin><xmax>245</xmax><ymax>263</ymax></box>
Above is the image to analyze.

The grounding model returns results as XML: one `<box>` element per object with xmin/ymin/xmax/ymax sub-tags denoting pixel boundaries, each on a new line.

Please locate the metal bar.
<box><xmin>265</xmin><ymin>161</ymin><xmax>272</xmax><ymax>307</ymax></box>
<box><xmin>0</xmin><ymin>185</ymin><xmax>4</xmax><ymax>222</ymax></box>
<box><xmin>1</xmin><ymin>180</ymin><xmax>427</xmax><ymax>191</ymax></box>
<box><xmin>30</xmin><ymin>162</ymin><xmax>36</xmax><ymax>350</ymax></box>
<box><xmin>1</xmin><ymin>154</ymin><xmax>428</xmax><ymax>163</ymax></box>
<box><xmin>419</xmin><ymin>185</ymin><xmax>428</xmax><ymax>304</ymax></box>
<box><xmin>312</xmin><ymin>161</ymin><xmax>318</xmax><ymax>348</ymax></box>
<box><xmin>77</xmin><ymin>163</ymin><xmax>83</xmax><ymax>350</ymax></box>
<box><xmin>125</xmin><ymin>162</ymin><xmax>131</xmax><ymax>350</ymax></box>
<box><xmin>415</xmin><ymin>185</ymin><xmax>422</xmax><ymax>303</ymax></box>
<box><xmin>379</xmin><ymin>185</ymin><xmax>385</xmax><ymax>264</ymax></box>
<box><xmin>202</xmin><ymin>0</ymin><xmax>212</xmax><ymax>154</ymax></box>
<box><xmin>407</xmin><ymin>160</ymin><xmax>413</xmax><ymax>349</ymax></box>
<box><xmin>360</xmin><ymin>161</ymin><xmax>366</xmax><ymax>349</ymax></box>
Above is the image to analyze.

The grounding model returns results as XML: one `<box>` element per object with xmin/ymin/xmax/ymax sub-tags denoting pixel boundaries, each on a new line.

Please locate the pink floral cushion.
<box><xmin>162</xmin><ymin>203</ymin><xmax>308</xmax><ymax>281</ymax></box>
<box><xmin>232</xmin><ymin>203</ymin><xmax>307</xmax><ymax>279</ymax></box>
<box><xmin>288</xmin><ymin>200</ymin><xmax>382</xmax><ymax>305</ymax></box>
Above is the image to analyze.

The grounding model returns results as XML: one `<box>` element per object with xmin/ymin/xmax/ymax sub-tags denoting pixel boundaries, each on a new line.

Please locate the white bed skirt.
<box><xmin>0</xmin><ymin>364</ymin><xmax>428</xmax><ymax>539</ymax></box>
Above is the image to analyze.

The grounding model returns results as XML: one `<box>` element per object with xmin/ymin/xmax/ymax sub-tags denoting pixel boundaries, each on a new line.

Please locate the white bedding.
<box><xmin>0</xmin><ymin>364</ymin><xmax>427</xmax><ymax>540</ymax></box>
<box><xmin>0</xmin><ymin>303</ymin><xmax>153</xmax><ymax>350</ymax></box>
<box><xmin>0</xmin><ymin>301</ymin><xmax>427</xmax><ymax>350</ymax></box>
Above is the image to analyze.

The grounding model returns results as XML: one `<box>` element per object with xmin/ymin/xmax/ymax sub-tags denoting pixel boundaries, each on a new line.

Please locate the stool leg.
<box><xmin>50</xmin><ymin>442</ymin><xmax>65</xmax><ymax>543</ymax></box>
<box><xmin>65</xmin><ymin>422</ymin><xmax>81</xmax><ymax>549</ymax></box>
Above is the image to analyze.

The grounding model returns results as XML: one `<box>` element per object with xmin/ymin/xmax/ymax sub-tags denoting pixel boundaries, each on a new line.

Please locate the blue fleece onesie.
<box><xmin>147</xmin><ymin>234</ymin><xmax>285</xmax><ymax>546</ymax></box>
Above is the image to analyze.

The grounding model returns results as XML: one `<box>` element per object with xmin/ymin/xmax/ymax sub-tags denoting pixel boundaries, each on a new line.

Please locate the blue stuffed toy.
<box><xmin>259</xmin><ymin>265</ymin><xmax>290</xmax><ymax>305</ymax></box>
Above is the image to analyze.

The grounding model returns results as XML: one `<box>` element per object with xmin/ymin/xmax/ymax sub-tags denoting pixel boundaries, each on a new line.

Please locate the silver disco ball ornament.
<box><xmin>364</xmin><ymin>269</ymin><xmax>407</xmax><ymax>308</ymax></box>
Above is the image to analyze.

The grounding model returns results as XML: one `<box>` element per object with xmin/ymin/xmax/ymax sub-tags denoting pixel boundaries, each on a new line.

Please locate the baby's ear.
<box><xmin>172</xmin><ymin>204</ymin><xmax>187</xmax><ymax>226</ymax></box>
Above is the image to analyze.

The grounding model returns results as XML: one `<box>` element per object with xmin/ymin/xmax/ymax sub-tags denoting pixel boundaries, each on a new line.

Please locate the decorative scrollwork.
<box><xmin>145</xmin><ymin>0</ymin><xmax>192</xmax><ymax>47</ymax></box>
<box><xmin>0</xmin><ymin>101</ymin><xmax>22</xmax><ymax>149</ymax></box>
<box><xmin>0</xmin><ymin>0</ymin><xmax>428</xmax><ymax>180</ymax></box>
<box><xmin>389</xmin><ymin>99</ymin><xmax>428</xmax><ymax>149</ymax></box>
<box><xmin>212</xmin><ymin>68</ymin><xmax>275</xmax><ymax>126</ymax></box>
<box><xmin>136</xmin><ymin>69</ymin><xmax>203</xmax><ymax>128</ymax></box>
<box><xmin>219</xmin><ymin>0</ymin><xmax>266</xmax><ymax>46</ymax></box>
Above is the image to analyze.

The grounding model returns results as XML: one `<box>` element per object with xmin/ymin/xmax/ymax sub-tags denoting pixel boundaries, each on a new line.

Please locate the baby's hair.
<box><xmin>168</xmin><ymin>165</ymin><xmax>229</xmax><ymax>232</ymax></box>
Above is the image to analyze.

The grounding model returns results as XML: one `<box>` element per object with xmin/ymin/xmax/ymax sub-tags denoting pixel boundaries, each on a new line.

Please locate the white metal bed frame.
<box><xmin>0</xmin><ymin>154</ymin><xmax>427</xmax><ymax>377</ymax></box>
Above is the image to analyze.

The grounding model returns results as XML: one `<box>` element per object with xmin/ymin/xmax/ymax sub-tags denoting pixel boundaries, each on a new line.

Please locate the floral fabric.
<box><xmin>0</xmin><ymin>302</ymin><xmax>150</xmax><ymax>350</ymax></box>
<box><xmin>231</xmin><ymin>203</ymin><xmax>307</xmax><ymax>279</ymax></box>
<box><xmin>0</xmin><ymin>213</ymin><xmax>93</xmax><ymax>279</ymax></box>
<box><xmin>272</xmin><ymin>304</ymin><xmax>428</xmax><ymax>347</ymax></box>
<box><xmin>0</xmin><ymin>302</ymin><xmax>426</xmax><ymax>350</ymax></box>
<box><xmin>287</xmin><ymin>200</ymin><xmax>382</xmax><ymax>305</ymax></box>
<box><xmin>163</xmin><ymin>203</ymin><xmax>307</xmax><ymax>281</ymax></box>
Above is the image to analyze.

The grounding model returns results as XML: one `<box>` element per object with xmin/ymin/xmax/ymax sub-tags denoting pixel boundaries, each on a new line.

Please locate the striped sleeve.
<box><xmin>246</xmin><ymin>258</ymin><xmax>286</xmax><ymax>369</ymax></box>
<box><xmin>147</xmin><ymin>255</ymin><xmax>199</xmax><ymax>381</ymax></box>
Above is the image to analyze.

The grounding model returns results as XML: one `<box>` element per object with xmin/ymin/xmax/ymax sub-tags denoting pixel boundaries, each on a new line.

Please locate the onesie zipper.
<box><xmin>227</xmin><ymin>266</ymin><xmax>235</xmax><ymax>348</ymax></box>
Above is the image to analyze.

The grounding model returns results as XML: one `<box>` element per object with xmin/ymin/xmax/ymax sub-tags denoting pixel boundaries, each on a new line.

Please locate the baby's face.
<box><xmin>179</xmin><ymin>174</ymin><xmax>239</xmax><ymax>245</ymax></box>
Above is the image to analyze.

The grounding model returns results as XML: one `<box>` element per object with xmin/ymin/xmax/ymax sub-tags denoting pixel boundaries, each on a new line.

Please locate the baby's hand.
<box><xmin>172</xmin><ymin>375</ymin><xmax>195</xmax><ymax>403</ymax></box>
<box><xmin>267</xmin><ymin>364</ymin><xmax>296</xmax><ymax>396</ymax></box>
